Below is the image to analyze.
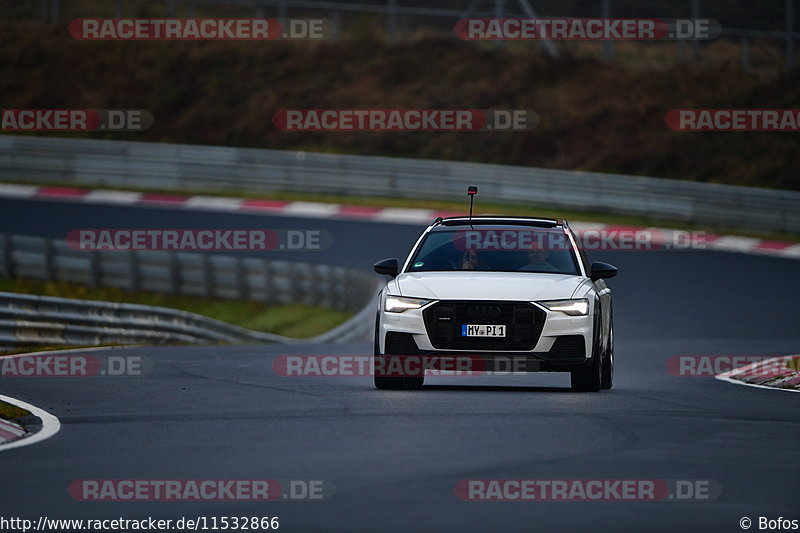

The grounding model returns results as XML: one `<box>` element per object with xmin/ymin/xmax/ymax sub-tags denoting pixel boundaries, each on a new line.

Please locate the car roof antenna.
<box><xmin>467</xmin><ymin>186</ymin><xmax>478</xmax><ymax>229</ymax></box>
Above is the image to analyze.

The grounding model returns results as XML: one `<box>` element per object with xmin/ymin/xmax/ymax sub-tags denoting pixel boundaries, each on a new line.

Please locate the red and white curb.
<box><xmin>715</xmin><ymin>355</ymin><xmax>800</xmax><ymax>393</ymax></box>
<box><xmin>0</xmin><ymin>417</ymin><xmax>26</xmax><ymax>443</ymax></box>
<box><xmin>0</xmin><ymin>393</ymin><xmax>61</xmax><ymax>452</ymax></box>
<box><xmin>2</xmin><ymin>183</ymin><xmax>799</xmax><ymax>259</ymax></box>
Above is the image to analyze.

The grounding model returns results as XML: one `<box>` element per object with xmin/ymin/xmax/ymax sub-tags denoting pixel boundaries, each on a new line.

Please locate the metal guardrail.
<box><xmin>0</xmin><ymin>290</ymin><xmax>375</xmax><ymax>348</ymax></box>
<box><xmin>0</xmin><ymin>233</ymin><xmax>374</xmax><ymax>313</ymax></box>
<box><xmin>0</xmin><ymin>291</ymin><xmax>287</xmax><ymax>347</ymax></box>
<box><xmin>1</xmin><ymin>135</ymin><xmax>799</xmax><ymax>234</ymax></box>
<box><xmin>0</xmin><ymin>232</ymin><xmax>378</xmax><ymax>348</ymax></box>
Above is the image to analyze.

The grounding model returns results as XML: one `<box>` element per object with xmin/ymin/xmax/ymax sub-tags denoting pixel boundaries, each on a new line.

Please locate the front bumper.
<box><xmin>378</xmin><ymin>300</ymin><xmax>594</xmax><ymax>367</ymax></box>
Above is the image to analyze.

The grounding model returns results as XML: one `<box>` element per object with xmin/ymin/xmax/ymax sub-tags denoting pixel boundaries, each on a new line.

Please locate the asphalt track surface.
<box><xmin>1</xmin><ymin>197</ymin><xmax>799</xmax><ymax>532</ymax></box>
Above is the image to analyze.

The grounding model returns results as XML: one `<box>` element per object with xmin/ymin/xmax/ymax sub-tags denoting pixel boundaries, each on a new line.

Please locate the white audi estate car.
<box><xmin>373</xmin><ymin>216</ymin><xmax>618</xmax><ymax>392</ymax></box>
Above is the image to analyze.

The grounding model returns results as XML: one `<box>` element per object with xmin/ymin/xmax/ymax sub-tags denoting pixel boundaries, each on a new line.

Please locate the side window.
<box><xmin>570</xmin><ymin>229</ymin><xmax>590</xmax><ymax>275</ymax></box>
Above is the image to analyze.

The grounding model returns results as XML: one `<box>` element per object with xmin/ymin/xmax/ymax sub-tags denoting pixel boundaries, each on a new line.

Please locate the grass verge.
<box><xmin>0</xmin><ymin>400</ymin><xmax>31</xmax><ymax>421</ymax></box>
<box><xmin>0</xmin><ymin>278</ymin><xmax>351</xmax><ymax>339</ymax></box>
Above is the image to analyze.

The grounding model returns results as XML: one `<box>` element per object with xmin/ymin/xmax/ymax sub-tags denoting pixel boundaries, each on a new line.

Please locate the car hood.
<box><xmin>391</xmin><ymin>271</ymin><xmax>589</xmax><ymax>301</ymax></box>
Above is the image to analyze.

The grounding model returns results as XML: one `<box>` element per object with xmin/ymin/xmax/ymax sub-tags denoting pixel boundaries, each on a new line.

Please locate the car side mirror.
<box><xmin>590</xmin><ymin>261</ymin><xmax>618</xmax><ymax>281</ymax></box>
<box><xmin>374</xmin><ymin>258</ymin><xmax>400</xmax><ymax>278</ymax></box>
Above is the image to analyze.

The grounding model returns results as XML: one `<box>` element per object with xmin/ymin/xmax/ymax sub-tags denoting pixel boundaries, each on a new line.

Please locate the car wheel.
<box><xmin>374</xmin><ymin>357</ymin><xmax>406</xmax><ymax>389</ymax></box>
<box><xmin>601</xmin><ymin>319</ymin><xmax>614</xmax><ymax>390</ymax></box>
<box><xmin>571</xmin><ymin>310</ymin><xmax>603</xmax><ymax>392</ymax></box>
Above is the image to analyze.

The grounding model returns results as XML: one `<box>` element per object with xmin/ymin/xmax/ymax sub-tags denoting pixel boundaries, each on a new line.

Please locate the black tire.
<box><xmin>403</xmin><ymin>376</ymin><xmax>425</xmax><ymax>388</ymax></box>
<box><xmin>374</xmin><ymin>369</ymin><xmax>406</xmax><ymax>390</ymax></box>
<box><xmin>571</xmin><ymin>308</ymin><xmax>603</xmax><ymax>392</ymax></box>
<box><xmin>571</xmin><ymin>353</ymin><xmax>602</xmax><ymax>392</ymax></box>
<box><xmin>373</xmin><ymin>354</ymin><xmax>424</xmax><ymax>389</ymax></box>
<box><xmin>600</xmin><ymin>320</ymin><xmax>614</xmax><ymax>390</ymax></box>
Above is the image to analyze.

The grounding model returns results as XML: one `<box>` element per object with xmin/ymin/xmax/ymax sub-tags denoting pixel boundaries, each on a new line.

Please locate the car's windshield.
<box><xmin>406</xmin><ymin>227</ymin><xmax>580</xmax><ymax>275</ymax></box>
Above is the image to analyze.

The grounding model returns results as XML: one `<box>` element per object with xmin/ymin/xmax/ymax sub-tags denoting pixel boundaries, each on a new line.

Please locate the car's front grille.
<box><xmin>422</xmin><ymin>301</ymin><xmax>545</xmax><ymax>350</ymax></box>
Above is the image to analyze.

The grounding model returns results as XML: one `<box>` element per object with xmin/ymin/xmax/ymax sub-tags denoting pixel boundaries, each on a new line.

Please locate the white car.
<box><xmin>373</xmin><ymin>216</ymin><xmax>617</xmax><ymax>392</ymax></box>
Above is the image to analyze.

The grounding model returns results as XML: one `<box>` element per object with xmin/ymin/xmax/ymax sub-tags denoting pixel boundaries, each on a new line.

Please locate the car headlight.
<box><xmin>538</xmin><ymin>298</ymin><xmax>589</xmax><ymax>316</ymax></box>
<box><xmin>384</xmin><ymin>295</ymin><xmax>432</xmax><ymax>313</ymax></box>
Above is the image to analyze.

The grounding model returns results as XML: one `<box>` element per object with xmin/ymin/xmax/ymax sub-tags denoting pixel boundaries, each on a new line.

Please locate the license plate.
<box><xmin>461</xmin><ymin>324</ymin><xmax>506</xmax><ymax>337</ymax></box>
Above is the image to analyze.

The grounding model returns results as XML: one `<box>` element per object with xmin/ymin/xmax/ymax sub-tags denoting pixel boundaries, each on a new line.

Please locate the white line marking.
<box><xmin>282</xmin><ymin>201</ymin><xmax>341</xmax><ymax>217</ymax></box>
<box><xmin>0</xmin><ymin>184</ymin><xmax>38</xmax><ymax>197</ymax></box>
<box><xmin>184</xmin><ymin>196</ymin><xmax>244</xmax><ymax>210</ymax></box>
<box><xmin>374</xmin><ymin>208</ymin><xmax>435</xmax><ymax>223</ymax></box>
<box><xmin>568</xmin><ymin>221</ymin><xmax>608</xmax><ymax>231</ymax></box>
<box><xmin>0</xmin><ymin>394</ymin><xmax>61</xmax><ymax>452</ymax></box>
<box><xmin>706</xmin><ymin>236</ymin><xmax>761</xmax><ymax>253</ymax></box>
<box><xmin>83</xmin><ymin>190</ymin><xmax>142</xmax><ymax>204</ymax></box>
<box><xmin>781</xmin><ymin>244</ymin><xmax>800</xmax><ymax>258</ymax></box>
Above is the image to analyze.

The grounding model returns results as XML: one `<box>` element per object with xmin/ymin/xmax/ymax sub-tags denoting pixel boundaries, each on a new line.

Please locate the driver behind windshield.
<box><xmin>518</xmin><ymin>248</ymin><xmax>558</xmax><ymax>272</ymax></box>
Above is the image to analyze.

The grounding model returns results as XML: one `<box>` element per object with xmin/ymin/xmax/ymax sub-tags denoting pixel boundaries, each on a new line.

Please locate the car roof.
<box><xmin>431</xmin><ymin>216</ymin><xmax>566</xmax><ymax>229</ymax></box>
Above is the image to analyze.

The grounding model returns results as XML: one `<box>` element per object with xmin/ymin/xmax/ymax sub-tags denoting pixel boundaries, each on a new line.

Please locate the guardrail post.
<box><xmin>236</xmin><ymin>257</ymin><xmax>247</xmax><ymax>300</ymax></box>
<box><xmin>202</xmin><ymin>254</ymin><xmax>212</xmax><ymax>298</ymax></box>
<box><xmin>387</xmin><ymin>0</ymin><xmax>397</xmax><ymax>43</ymax></box>
<box><xmin>741</xmin><ymin>36</ymin><xmax>750</xmax><ymax>70</ymax></box>
<box><xmin>261</xmin><ymin>260</ymin><xmax>273</xmax><ymax>303</ymax></box>
<box><xmin>1</xmin><ymin>235</ymin><xmax>11</xmax><ymax>278</ymax></box>
<box><xmin>49</xmin><ymin>0</ymin><xmax>59</xmax><ymax>21</ymax></box>
<box><xmin>601</xmin><ymin>0</ymin><xmax>614</xmax><ymax>61</ymax></box>
<box><xmin>331</xmin><ymin>10</ymin><xmax>341</xmax><ymax>41</ymax></box>
<box><xmin>494</xmin><ymin>0</ymin><xmax>505</xmax><ymax>48</ymax></box>
<box><xmin>166</xmin><ymin>0</ymin><xmax>177</xmax><ymax>17</ymax></box>
<box><xmin>1</xmin><ymin>234</ymin><xmax>13</xmax><ymax>279</ymax></box>
<box><xmin>787</xmin><ymin>0</ymin><xmax>796</xmax><ymax>69</ymax></box>
<box><xmin>115</xmin><ymin>0</ymin><xmax>123</xmax><ymax>17</ymax></box>
<box><xmin>317</xmin><ymin>265</ymin><xmax>331</xmax><ymax>308</ymax></box>
<box><xmin>168</xmin><ymin>253</ymin><xmax>181</xmax><ymax>295</ymax></box>
<box><xmin>278</xmin><ymin>0</ymin><xmax>287</xmax><ymax>19</ymax></box>
<box><xmin>89</xmin><ymin>250</ymin><xmax>101</xmax><ymax>287</ymax></box>
<box><xmin>691</xmin><ymin>0</ymin><xmax>700</xmax><ymax>61</ymax></box>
